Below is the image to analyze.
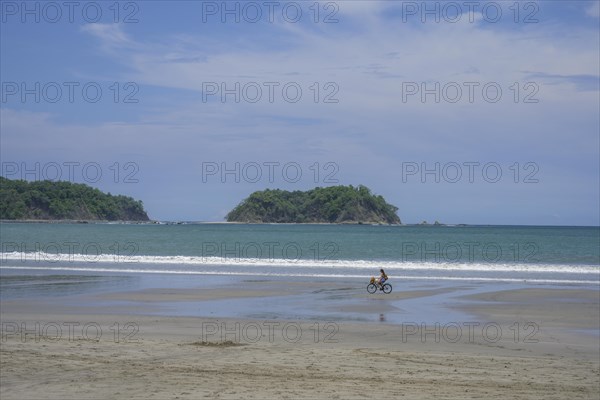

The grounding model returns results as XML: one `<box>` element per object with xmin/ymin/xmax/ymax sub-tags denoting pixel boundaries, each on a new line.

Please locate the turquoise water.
<box><xmin>1</xmin><ymin>223</ymin><xmax>598</xmax><ymax>284</ymax></box>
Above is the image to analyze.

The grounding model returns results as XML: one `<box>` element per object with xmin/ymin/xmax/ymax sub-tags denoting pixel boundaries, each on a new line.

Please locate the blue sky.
<box><xmin>1</xmin><ymin>0</ymin><xmax>599</xmax><ymax>225</ymax></box>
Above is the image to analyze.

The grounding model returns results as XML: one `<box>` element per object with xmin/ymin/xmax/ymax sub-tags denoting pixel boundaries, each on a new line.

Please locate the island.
<box><xmin>0</xmin><ymin>177</ymin><xmax>149</xmax><ymax>221</ymax></box>
<box><xmin>226</xmin><ymin>185</ymin><xmax>401</xmax><ymax>224</ymax></box>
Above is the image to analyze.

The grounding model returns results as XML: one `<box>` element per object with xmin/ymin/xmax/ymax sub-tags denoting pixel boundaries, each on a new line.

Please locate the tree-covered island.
<box><xmin>226</xmin><ymin>185</ymin><xmax>401</xmax><ymax>224</ymax></box>
<box><xmin>0</xmin><ymin>177</ymin><xmax>149</xmax><ymax>221</ymax></box>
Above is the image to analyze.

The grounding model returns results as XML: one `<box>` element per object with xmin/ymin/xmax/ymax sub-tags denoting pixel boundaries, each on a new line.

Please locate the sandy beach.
<box><xmin>1</xmin><ymin>276</ymin><xmax>598</xmax><ymax>399</ymax></box>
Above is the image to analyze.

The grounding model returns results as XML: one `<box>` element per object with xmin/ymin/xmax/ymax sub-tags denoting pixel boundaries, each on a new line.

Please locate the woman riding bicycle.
<box><xmin>367</xmin><ymin>269</ymin><xmax>392</xmax><ymax>294</ymax></box>
<box><xmin>378</xmin><ymin>268</ymin><xmax>388</xmax><ymax>287</ymax></box>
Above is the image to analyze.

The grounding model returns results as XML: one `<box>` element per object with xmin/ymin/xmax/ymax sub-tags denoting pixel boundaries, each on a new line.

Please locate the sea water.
<box><xmin>1</xmin><ymin>223</ymin><xmax>598</xmax><ymax>285</ymax></box>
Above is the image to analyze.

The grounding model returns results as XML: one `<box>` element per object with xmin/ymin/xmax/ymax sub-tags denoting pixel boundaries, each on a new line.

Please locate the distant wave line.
<box><xmin>1</xmin><ymin>265</ymin><xmax>597</xmax><ymax>285</ymax></box>
<box><xmin>1</xmin><ymin>252</ymin><xmax>599</xmax><ymax>274</ymax></box>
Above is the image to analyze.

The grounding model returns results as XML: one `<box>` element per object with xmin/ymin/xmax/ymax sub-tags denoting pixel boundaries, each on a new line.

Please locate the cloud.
<box><xmin>80</xmin><ymin>8</ymin><xmax>598</xmax><ymax>97</ymax></box>
<box><xmin>62</xmin><ymin>7</ymin><xmax>600</xmax><ymax>162</ymax></box>
<box><xmin>523</xmin><ymin>72</ymin><xmax>600</xmax><ymax>91</ymax></box>
<box><xmin>80</xmin><ymin>23</ymin><xmax>136</xmax><ymax>54</ymax></box>
<box><xmin>336</xmin><ymin>0</ymin><xmax>384</xmax><ymax>14</ymax></box>
<box><xmin>585</xmin><ymin>1</ymin><xmax>600</xmax><ymax>18</ymax></box>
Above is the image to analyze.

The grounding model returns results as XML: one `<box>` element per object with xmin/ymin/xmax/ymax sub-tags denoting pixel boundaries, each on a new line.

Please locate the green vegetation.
<box><xmin>0</xmin><ymin>177</ymin><xmax>149</xmax><ymax>221</ymax></box>
<box><xmin>226</xmin><ymin>185</ymin><xmax>401</xmax><ymax>224</ymax></box>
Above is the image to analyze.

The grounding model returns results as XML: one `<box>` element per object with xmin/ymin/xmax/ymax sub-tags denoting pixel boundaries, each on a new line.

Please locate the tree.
<box><xmin>226</xmin><ymin>185</ymin><xmax>401</xmax><ymax>224</ymax></box>
<box><xmin>0</xmin><ymin>177</ymin><xmax>150</xmax><ymax>221</ymax></box>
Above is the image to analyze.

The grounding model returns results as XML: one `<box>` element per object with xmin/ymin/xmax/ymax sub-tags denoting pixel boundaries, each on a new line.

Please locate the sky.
<box><xmin>1</xmin><ymin>0</ymin><xmax>599</xmax><ymax>225</ymax></box>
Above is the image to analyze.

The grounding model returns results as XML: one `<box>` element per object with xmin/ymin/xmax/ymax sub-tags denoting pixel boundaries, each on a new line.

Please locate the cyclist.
<box><xmin>378</xmin><ymin>268</ymin><xmax>388</xmax><ymax>289</ymax></box>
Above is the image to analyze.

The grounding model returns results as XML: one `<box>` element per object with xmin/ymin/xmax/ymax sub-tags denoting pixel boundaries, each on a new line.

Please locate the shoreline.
<box><xmin>3</xmin><ymin>220</ymin><xmax>599</xmax><ymax>228</ymax></box>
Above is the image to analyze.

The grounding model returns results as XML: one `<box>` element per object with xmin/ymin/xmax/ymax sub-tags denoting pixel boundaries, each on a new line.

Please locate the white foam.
<box><xmin>0</xmin><ymin>265</ymin><xmax>597</xmax><ymax>285</ymax></box>
<box><xmin>1</xmin><ymin>251</ymin><xmax>598</xmax><ymax>274</ymax></box>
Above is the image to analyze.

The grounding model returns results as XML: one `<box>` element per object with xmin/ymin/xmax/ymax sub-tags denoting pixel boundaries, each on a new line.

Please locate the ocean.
<box><xmin>1</xmin><ymin>223</ymin><xmax>598</xmax><ymax>285</ymax></box>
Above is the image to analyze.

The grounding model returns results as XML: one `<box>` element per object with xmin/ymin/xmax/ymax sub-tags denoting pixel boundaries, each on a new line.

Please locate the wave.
<box><xmin>1</xmin><ymin>251</ymin><xmax>599</xmax><ymax>274</ymax></box>
<box><xmin>0</xmin><ymin>265</ymin><xmax>597</xmax><ymax>285</ymax></box>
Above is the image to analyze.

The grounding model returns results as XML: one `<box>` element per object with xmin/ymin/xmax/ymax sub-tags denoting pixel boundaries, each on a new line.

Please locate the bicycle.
<box><xmin>367</xmin><ymin>281</ymin><xmax>392</xmax><ymax>294</ymax></box>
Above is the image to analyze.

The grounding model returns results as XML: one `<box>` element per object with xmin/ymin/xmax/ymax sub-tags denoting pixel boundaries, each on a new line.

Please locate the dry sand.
<box><xmin>1</xmin><ymin>283</ymin><xmax>598</xmax><ymax>399</ymax></box>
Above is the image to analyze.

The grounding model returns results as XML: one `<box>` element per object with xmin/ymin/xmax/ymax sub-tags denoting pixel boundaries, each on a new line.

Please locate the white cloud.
<box><xmin>585</xmin><ymin>1</ymin><xmax>600</xmax><ymax>18</ymax></box>
<box><xmin>82</xmin><ymin>9</ymin><xmax>598</xmax><ymax>94</ymax></box>
<box><xmin>65</xmin><ymin>7</ymin><xmax>600</xmax><ymax>161</ymax></box>
<box><xmin>80</xmin><ymin>23</ymin><xmax>136</xmax><ymax>53</ymax></box>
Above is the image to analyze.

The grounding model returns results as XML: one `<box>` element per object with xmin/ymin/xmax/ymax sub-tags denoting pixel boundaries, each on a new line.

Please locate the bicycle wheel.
<box><xmin>367</xmin><ymin>283</ymin><xmax>377</xmax><ymax>294</ymax></box>
<box><xmin>382</xmin><ymin>283</ymin><xmax>392</xmax><ymax>294</ymax></box>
